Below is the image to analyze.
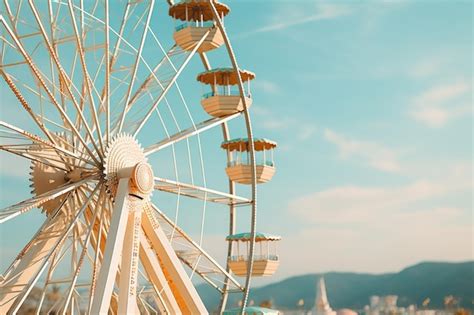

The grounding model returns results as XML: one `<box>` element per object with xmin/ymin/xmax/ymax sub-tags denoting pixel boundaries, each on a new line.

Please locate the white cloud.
<box><xmin>411</xmin><ymin>104</ymin><xmax>471</xmax><ymax>128</ymax></box>
<box><xmin>298</xmin><ymin>124</ymin><xmax>317</xmax><ymax>141</ymax></box>
<box><xmin>253</xmin><ymin>80</ymin><xmax>279</xmax><ymax>94</ymax></box>
<box><xmin>409</xmin><ymin>57</ymin><xmax>445</xmax><ymax>78</ymax></box>
<box><xmin>253</xmin><ymin>107</ymin><xmax>317</xmax><ymax>142</ymax></box>
<box><xmin>237</xmin><ymin>3</ymin><xmax>352</xmax><ymax>38</ymax></box>
<box><xmin>324</xmin><ymin>129</ymin><xmax>401</xmax><ymax>173</ymax></box>
<box><xmin>290</xmin><ymin>180</ymin><xmax>464</xmax><ymax>225</ymax></box>
<box><xmin>278</xmin><ymin>164</ymin><xmax>473</xmax><ymax>275</ymax></box>
<box><xmin>409</xmin><ymin>81</ymin><xmax>472</xmax><ymax>127</ymax></box>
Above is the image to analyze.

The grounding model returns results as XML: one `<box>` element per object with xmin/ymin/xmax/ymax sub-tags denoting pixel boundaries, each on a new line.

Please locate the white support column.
<box><xmin>91</xmin><ymin>178</ymin><xmax>130</xmax><ymax>314</ymax></box>
<box><xmin>117</xmin><ymin>205</ymin><xmax>142</xmax><ymax>314</ymax></box>
<box><xmin>140</xmin><ymin>234</ymin><xmax>181</xmax><ymax>314</ymax></box>
<box><xmin>142</xmin><ymin>211</ymin><xmax>208</xmax><ymax>314</ymax></box>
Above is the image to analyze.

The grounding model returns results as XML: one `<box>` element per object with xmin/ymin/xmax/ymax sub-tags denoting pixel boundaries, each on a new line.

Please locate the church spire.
<box><xmin>313</xmin><ymin>277</ymin><xmax>336</xmax><ymax>315</ymax></box>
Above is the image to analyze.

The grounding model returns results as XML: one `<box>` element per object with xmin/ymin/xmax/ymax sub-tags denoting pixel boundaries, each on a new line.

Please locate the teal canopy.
<box><xmin>226</xmin><ymin>232</ymin><xmax>281</xmax><ymax>242</ymax></box>
<box><xmin>223</xmin><ymin>307</ymin><xmax>280</xmax><ymax>315</ymax></box>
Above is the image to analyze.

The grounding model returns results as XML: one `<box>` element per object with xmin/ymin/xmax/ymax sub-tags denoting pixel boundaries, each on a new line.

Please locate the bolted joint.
<box><xmin>128</xmin><ymin>162</ymin><xmax>154</xmax><ymax>199</ymax></box>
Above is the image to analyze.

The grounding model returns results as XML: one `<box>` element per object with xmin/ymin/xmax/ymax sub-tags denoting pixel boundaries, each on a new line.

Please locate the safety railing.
<box><xmin>175</xmin><ymin>21</ymin><xmax>215</xmax><ymax>31</ymax></box>
<box><xmin>227</xmin><ymin>160</ymin><xmax>275</xmax><ymax>167</ymax></box>
<box><xmin>229</xmin><ymin>255</ymin><xmax>279</xmax><ymax>262</ymax></box>
<box><xmin>202</xmin><ymin>90</ymin><xmax>247</xmax><ymax>99</ymax></box>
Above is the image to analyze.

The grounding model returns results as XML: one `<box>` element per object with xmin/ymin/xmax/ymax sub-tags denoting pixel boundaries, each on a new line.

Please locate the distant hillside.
<box><xmin>197</xmin><ymin>261</ymin><xmax>474</xmax><ymax>312</ymax></box>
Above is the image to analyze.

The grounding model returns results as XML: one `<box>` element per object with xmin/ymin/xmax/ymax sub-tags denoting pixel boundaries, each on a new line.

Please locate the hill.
<box><xmin>197</xmin><ymin>261</ymin><xmax>474</xmax><ymax>312</ymax></box>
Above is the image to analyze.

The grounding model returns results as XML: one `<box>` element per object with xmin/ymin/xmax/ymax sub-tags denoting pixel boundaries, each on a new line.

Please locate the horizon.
<box><xmin>0</xmin><ymin>0</ymin><xmax>472</xmax><ymax>311</ymax></box>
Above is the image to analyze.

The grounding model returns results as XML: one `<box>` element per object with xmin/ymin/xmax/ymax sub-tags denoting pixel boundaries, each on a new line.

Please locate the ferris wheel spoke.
<box><xmin>139</xmin><ymin>233</ymin><xmax>180</xmax><ymax>313</ymax></box>
<box><xmin>0</xmin><ymin>70</ymin><xmax>69</xmax><ymax>151</ymax></box>
<box><xmin>0</xmin><ymin>121</ymin><xmax>96</xmax><ymax>167</ymax></box>
<box><xmin>27</xmin><ymin>2</ymin><xmax>105</xmax><ymax>160</ymax></box>
<box><xmin>1</xmin><ymin>184</ymin><xmax>100</xmax><ymax>314</ymax></box>
<box><xmin>1</xmin><ymin>11</ymin><xmax>102</xmax><ymax>165</ymax></box>
<box><xmin>131</xmin><ymin>29</ymin><xmax>211</xmax><ymax>137</ymax></box>
<box><xmin>140</xmin><ymin>203</ymin><xmax>207</xmax><ymax>313</ymax></box>
<box><xmin>60</xmin><ymin>186</ymin><xmax>105</xmax><ymax>314</ymax></box>
<box><xmin>127</xmin><ymin>45</ymin><xmax>178</xmax><ymax>110</ymax></box>
<box><xmin>149</xmin><ymin>204</ymin><xmax>245</xmax><ymax>293</ymax></box>
<box><xmin>103</xmin><ymin>0</ymin><xmax>111</xmax><ymax>145</ymax></box>
<box><xmin>143</xmin><ymin>113</ymin><xmax>240</xmax><ymax>156</ymax></box>
<box><xmin>65</xmin><ymin>0</ymin><xmax>105</xmax><ymax>156</ymax></box>
<box><xmin>115</xmin><ymin>0</ymin><xmax>155</xmax><ymax>134</ymax></box>
<box><xmin>0</xmin><ymin>177</ymin><xmax>94</xmax><ymax>224</ymax></box>
<box><xmin>1</xmin><ymin>194</ymin><xmax>72</xmax><ymax>281</ymax></box>
<box><xmin>0</xmin><ymin>145</ymin><xmax>71</xmax><ymax>171</ymax></box>
<box><xmin>154</xmin><ymin>176</ymin><xmax>251</xmax><ymax>206</ymax></box>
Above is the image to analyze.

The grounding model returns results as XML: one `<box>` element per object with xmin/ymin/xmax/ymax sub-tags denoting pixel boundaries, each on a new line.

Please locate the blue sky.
<box><xmin>0</xmin><ymin>0</ymin><xmax>472</xmax><ymax>287</ymax></box>
<box><xmin>221</xmin><ymin>0</ymin><xmax>473</xmax><ymax>280</ymax></box>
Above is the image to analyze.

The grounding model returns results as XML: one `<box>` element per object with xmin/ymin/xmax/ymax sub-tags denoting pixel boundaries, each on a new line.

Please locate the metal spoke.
<box><xmin>0</xmin><ymin>121</ymin><xmax>95</xmax><ymax>167</ymax></box>
<box><xmin>150</xmin><ymin>204</ymin><xmax>244</xmax><ymax>293</ymax></box>
<box><xmin>66</xmin><ymin>0</ymin><xmax>105</xmax><ymax>156</ymax></box>
<box><xmin>132</xmin><ymin>28</ymin><xmax>211</xmax><ymax>137</ymax></box>
<box><xmin>154</xmin><ymin>176</ymin><xmax>251</xmax><ymax>206</ymax></box>
<box><xmin>0</xmin><ymin>177</ymin><xmax>95</xmax><ymax>224</ymax></box>
<box><xmin>8</xmin><ymin>184</ymin><xmax>100</xmax><ymax>314</ymax></box>
<box><xmin>116</xmin><ymin>0</ymin><xmax>155</xmax><ymax>133</ymax></box>
<box><xmin>144</xmin><ymin>113</ymin><xmax>240</xmax><ymax>156</ymax></box>
<box><xmin>0</xmin><ymin>15</ymin><xmax>101</xmax><ymax>166</ymax></box>
<box><xmin>61</xmin><ymin>186</ymin><xmax>105</xmax><ymax>314</ymax></box>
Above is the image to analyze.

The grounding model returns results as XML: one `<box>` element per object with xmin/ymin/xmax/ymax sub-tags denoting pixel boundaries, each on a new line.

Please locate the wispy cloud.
<box><xmin>253</xmin><ymin>106</ymin><xmax>317</xmax><ymax>142</ymax></box>
<box><xmin>237</xmin><ymin>3</ymin><xmax>352</xmax><ymax>38</ymax></box>
<box><xmin>409</xmin><ymin>81</ymin><xmax>472</xmax><ymax>127</ymax></box>
<box><xmin>324</xmin><ymin>129</ymin><xmax>402</xmax><ymax>173</ymax></box>
<box><xmin>408</xmin><ymin>57</ymin><xmax>445</xmax><ymax>78</ymax></box>
<box><xmin>279</xmin><ymin>161</ymin><xmax>472</xmax><ymax>275</ymax></box>
<box><xmin>253</xmin><ymin>80</ymin><xmax>280</xmax><ymax>94</ymax></box>
<box><xmin>291</xmin><ymin>182</ymin><xmax>465</xmax><ymax>225</ymax></box>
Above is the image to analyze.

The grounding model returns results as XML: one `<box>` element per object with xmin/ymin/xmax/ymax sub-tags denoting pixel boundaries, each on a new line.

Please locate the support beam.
<box><xmin>140</xmin><ymin>234</ymin><xmax>181</xmax><ymax>314</ymax></box>
<box><xmin>90</xmin><ymin>179</ymin><xmax>130</xmax><ymax>314</ymax></box>
<box><xmin>132</xmin><ymin>28</ymin><xmax>211</xmax><ymax>137</ymax></box>
<box><xmin>144</xmin><ymin>113</ymin><xmax>240</xmax><ymax>156</ymax></box>
<box><xmin>117</xmin><ymin>206</ymin><xmax>142</xmax><ymax>314</ymax></box>
<box><xmin>154</xmin><ymin>176</ymin><xmax>251</xmax><ymax>205</ymax></box>
<box><xmin>142</xmin><ymin>207</ymin><xmax>208</xmax><ymax>314</ymax></box>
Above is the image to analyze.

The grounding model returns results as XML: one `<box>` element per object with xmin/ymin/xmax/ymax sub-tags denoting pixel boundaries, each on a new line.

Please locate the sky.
<box><xmin>0</xmin><ymin>0</ymin><xmax>472</xmax><ymax>289</ymax></box>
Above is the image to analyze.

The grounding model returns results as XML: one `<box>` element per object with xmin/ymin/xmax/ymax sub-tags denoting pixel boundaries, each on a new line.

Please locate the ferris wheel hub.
<box><xmin>103</xmin><ymin>134</ymin><xmax>149</xmax><ymax>199</ymax></box>
<box><xmin>130</xmin><ymin>162</ymin><xmax>154</xmax><ymax>196</ymax></box>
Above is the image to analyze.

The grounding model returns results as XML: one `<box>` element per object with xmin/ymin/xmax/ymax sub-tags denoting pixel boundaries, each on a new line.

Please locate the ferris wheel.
<box><xmin>0</xmin><ymin>0</ymin><xmax>281</xmax><ymax>314</ymax></box>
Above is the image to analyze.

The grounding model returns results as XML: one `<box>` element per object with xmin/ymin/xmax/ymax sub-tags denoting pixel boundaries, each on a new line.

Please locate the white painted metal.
<box><xmin>0</xmin><ymin>1</ymin><xmax>268</xmax><ymax>312</ymax></box>
<box><xmin>144</xmin><ymin>113</ymin><xmax>240</xmax><ymax>156</ymax></box>
<box><xmin>154</xmin><ymin>176</ymin><xmax>250</xmax><ymax>205</ymax></box>
<box><xmin>90</xmin><ymin>179</ymin><xmax>130</xmax><ymax>314</ymax></box>
<box><xmin>142</xmin><ymin>209</ymin><xmax>208</xmax><ymax>314</ymax></box>
<box><xmin>117</xmin><ymin>207</ymin><xmax>142</xmax><ymax>314</ymax></box>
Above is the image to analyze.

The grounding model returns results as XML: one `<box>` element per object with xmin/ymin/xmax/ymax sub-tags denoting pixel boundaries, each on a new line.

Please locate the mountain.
<box><xmin>197</xmin><ymin>261</ymin><xmax>474</xmax><ymax>312</ymax></box>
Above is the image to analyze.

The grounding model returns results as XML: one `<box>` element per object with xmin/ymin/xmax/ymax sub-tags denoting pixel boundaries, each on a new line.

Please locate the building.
<box><xmin>312</xmin><ymin>277</ymin><xmax>337</xmax><ymax>315</ymax></box>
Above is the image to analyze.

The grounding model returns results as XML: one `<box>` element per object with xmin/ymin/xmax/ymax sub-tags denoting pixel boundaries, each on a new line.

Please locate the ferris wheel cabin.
<box><xmin>221</xmin><ymin>138</ymin><xmax>276</xmax><ymax>184</ymax></box>
<box><xmin>226</xmin><ymin>232</ymin><xmax>281</xmax><ymax>277</ymax></box>
<box><xmin>197</xmin><ymin>68</ymin><xmax>254</xmax><ymax>117</ymax></box>
<box><xmin>223</xmin><ymin>306</ymin><xmax>281</xmax><ymax>315</ymax></box>
<box><xmin>169</xmin><ymin>0</ymin><xmax>229</xmax><ymax>52</ymax></box>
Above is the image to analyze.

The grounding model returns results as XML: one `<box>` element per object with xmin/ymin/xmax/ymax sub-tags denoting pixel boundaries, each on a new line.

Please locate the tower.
<box><xmin>313</xmin><ymin>277</ymin><xmax>337</xmax><ymax>315</ymax></box>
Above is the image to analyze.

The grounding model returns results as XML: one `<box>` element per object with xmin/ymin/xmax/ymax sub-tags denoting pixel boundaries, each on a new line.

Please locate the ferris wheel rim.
<box><xmin>0</xmin><ymin>0</ymin><xmax>263</xmax><ymax>313</ymax></box>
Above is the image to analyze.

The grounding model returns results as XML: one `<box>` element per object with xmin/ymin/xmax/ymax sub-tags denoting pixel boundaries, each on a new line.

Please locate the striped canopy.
<box><xmin>197</xmin><ymin>68</ymin><xmax>255</xmax><ymax>85</ymax></box>
<box><xmin>169</xmin><ymin>0</ymin><xmax>230</xmax><ymax>21</ymax></box>
<box><xmin>221</xmin><ymin>138</ymin><xmax>277</xmax><ymax>152</ymax></box>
